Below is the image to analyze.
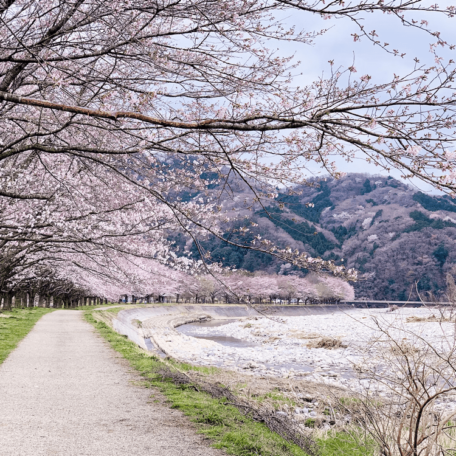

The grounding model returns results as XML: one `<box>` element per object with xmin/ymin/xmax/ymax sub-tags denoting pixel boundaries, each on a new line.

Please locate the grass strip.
<box><xmin>0</xmin><ymin>308</ymin><xmax>54</xmax><ymax>364</ymax></box>
<box><xmin>74</xmin><ymin>302</ymin><xmax>176</xmax><ymax>312</ymax></box>
<box><xmin>316</xmin><ymin>430</ymin><xmax>376</xmax><ymax>456</ymax></box>
<box><xmin>84</xmin><ymin>311</ymin><xmax>309</xmax><ymax>456</ymax></box>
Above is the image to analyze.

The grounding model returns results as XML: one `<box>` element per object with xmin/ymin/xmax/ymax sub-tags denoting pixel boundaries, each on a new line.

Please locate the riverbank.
<box><xmin>100</xmin><ymin>304</ymin><xmax>456</xmax><ymax>414</ymax></box>
<box><xmin>86</xmin><ymin>311</ymin><xmax>331</xmax><ymax>456</ymax></box>
<box><xmin>89</xmin><ymin>305</ymin><xmax>383</xmax><ymax>453</ymax></box>
<box><xmin>176</xmin><ymin>307</ymin><xmax>456</xmax><ymax>394</ymax></box>
<box><xmin>90</xmin><ymin>303</ymin><xmax>456</xmax><ymax>454</ymax></box>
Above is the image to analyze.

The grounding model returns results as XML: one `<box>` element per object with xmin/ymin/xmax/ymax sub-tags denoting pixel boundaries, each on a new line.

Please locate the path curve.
<box><xmin>0</xmin><ymin>310</ymin><xmax>224</xmax><ymax>456</ymax></box>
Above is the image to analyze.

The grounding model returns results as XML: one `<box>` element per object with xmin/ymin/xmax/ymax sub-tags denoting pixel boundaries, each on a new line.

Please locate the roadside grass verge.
<box><xmin>0</xmin><ymin>308</ymin><xmax>53</xmax><ymax>364</ymax></box>
<box><xmin>84</xmin><ymin>311</ymin><xmax>309</xmax><ymax>456</ymax></box>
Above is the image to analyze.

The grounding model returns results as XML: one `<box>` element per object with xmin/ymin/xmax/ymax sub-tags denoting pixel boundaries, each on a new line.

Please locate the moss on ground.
<box><xmin>0</xmin><ymin>308</ymin><xmax>54</xmax><ymax>364</ymax></box>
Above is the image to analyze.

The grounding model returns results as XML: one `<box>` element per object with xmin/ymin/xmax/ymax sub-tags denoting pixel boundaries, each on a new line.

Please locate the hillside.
<box><xmin>173</xmin><ymin>173</ymin><xmax>456</xmax><ymax>301</ymax></box>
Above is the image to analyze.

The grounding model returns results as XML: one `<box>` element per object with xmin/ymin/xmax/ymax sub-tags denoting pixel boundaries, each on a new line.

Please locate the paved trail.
<box><xmin>0</xmin><ymin>310</ymin><xmax>223</xmax><ymax>456</ymax></box>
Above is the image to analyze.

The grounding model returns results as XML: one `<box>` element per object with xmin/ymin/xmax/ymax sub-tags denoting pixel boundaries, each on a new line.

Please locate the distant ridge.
<box><xmin>171</xmin><ymin>173</ymin><xmax>456</xmax><ymax>301</ymax></box>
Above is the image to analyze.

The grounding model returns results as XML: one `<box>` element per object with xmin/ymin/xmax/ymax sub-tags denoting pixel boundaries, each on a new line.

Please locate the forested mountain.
<box><xmin>171</xmin><ymin>173</ymin><xmax>456</xmax><ymax>301</ymax></box>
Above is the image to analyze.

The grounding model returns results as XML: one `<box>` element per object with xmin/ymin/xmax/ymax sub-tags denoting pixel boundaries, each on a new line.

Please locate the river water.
<box><xmin>177</xmin><ymin>319</ymin><xmax>318</xmax><ymax>375</ymax></box>
<box><xmin>177</xmin><ymin>320</ymin><xmax>257</xmax><ymax>348</ymax></box>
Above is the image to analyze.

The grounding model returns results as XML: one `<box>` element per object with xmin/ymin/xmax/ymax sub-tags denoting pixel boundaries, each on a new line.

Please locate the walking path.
<box><xmin>0</xmin><ymin>310</ymin><xmax>224</xmax><ymax>456</ymax></box>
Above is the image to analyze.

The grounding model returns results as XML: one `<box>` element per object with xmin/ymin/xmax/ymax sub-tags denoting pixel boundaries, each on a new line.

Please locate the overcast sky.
<box><xmin>278</xmin><ymin>3</ymin><xmax>455</xmax><ymax>194</ymax></box>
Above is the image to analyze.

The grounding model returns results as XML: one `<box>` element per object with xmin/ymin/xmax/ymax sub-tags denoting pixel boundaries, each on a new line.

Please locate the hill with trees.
<box><xmin>177</xmin><ymin>173</ymin><xmax>456</xmax><ymax>301</ymax></box>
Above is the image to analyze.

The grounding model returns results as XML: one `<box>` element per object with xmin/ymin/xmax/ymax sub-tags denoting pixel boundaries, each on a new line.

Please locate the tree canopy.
<box><xmin>1</xmin><ymin>0</ymin><xmax>455</xmax><ymax>298</ymax></box>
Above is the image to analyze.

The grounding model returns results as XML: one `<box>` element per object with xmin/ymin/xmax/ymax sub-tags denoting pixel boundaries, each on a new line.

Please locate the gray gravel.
<box><xmin>0</xmin><ymin>310</ymin><xmax>224</xmax><ymax>456</ymax></box>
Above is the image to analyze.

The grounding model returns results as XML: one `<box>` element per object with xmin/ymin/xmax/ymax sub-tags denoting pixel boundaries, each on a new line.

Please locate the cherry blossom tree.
<box><xmin>319</xmin><ymin>274</ymin><xmax>356</xmax><ymax>301</ymax></box>
<box><xmin>244</xmin><ymin>274</ymin><xmax>280</xmax><ymax>304</ymax></box>
<box><xmin>1</xmin><ymin>0</ymin><xmax>455</xmax><ymax>296</ymax></box>
<box><xmin>0</xmin><ymin>152</ymin><xmax>211</xmax><ymax>300</ymax></box>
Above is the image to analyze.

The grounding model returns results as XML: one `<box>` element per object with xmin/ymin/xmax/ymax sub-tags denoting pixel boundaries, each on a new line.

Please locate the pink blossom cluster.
<box><xmin>1</xmin><ymin>0</ymin><xmax>455</xmax><ymax>300</ymax></box>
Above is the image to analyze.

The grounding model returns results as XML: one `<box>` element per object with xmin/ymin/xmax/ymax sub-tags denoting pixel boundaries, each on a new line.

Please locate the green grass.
<box><xmin>165</xmin><ymin>357</ymin><xmax>221</xmax><ymax>376</ymax></box>
<box><xmin>84</xmin><ymin>311</ymin><xmax>308</xmax><ymax>456</ymax></box>
<box><xmin>73</xmin><ymin>302</ymin><xmax>123</xmax><ymax>311</ymax></box>
<box><xmin>0</xmin><ymin>308</ymin><xmax>54</xmax><ymax>364</ymax></box>
<box><xmin>339</xmin><ymin>397</ymin><xmax>362</xmax><ymax>406</ymax></box>
<box><xmin>74</xmin><ymin>302</ymin><xmax>182</xmax><ymax>312</ymax></box>
<box><xmin>316</xmin><ymin>430</ymin><xmax>376</xmax><ymax>456</ymax></box>
<box><xmin>252</xmin><ymin>389</ymin><xmax>297</xmax><ymax>409</ymax></box>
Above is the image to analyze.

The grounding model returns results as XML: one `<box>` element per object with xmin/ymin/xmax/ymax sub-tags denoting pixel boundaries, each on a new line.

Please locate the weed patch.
<box><xmin>305</xmin><ymin>418</ymin><xmax>316</xmax><ymax>428</ymax></box>
<box><xmin>252</xmin><ymin>390</ymin><xmax>297</xmax><ymax>409</ymax></box>
<box><xmin>316</xmin><ymin>430</ymin><xmax>376</xmax><ymax>456</ymax></box>
<box><xmin>307</xmin><ymin>337</ymin><xmax>347</xmax><ymax>350</ymax></box>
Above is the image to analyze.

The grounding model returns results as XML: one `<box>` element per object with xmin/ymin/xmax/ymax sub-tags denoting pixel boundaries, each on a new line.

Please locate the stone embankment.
<box><xmin>112</xmin><ymin>304</ymin><xmax>260</xmax><ymax>357</ymax></box>
<box><xmin>142</xmin><ymin>313</ymin><xmax>219</xmax><ymax>358</ymax></box>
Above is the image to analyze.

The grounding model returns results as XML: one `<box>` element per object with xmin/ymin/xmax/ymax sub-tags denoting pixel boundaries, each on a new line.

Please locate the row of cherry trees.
<box><xmin>115</xmin><ymin>268</ymin><xmax>355</xmax><ymax>304</ymax></box>
<box><xmin>0</xmin><ymin>153</ymin><xmax>213</xmax><ymax>306</ymax></box>
<box><xmin>174</xmin><ymin>272</ymin><xmax>355</xmax><ymax>304</ymax></box>
<box><xmin>0</xmin><ymin>267</ymin><xmax>107</xmax><ymax>310</ymax></box>
<box><xmin>1</xmin><ymin>0</ymin><xmax>455</xmax><ymax>297</ymax></box>
<box><xmin>1</xmin><ymin>268</ymin><xmax>354</xmax><ymax>309</ymax></box>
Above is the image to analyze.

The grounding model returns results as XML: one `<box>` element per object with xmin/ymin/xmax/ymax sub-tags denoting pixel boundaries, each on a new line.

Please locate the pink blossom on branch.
<box><xmin>0</xmin><ymin>0</ymin><xmax>455</xmax><ymax>295</ymax></box>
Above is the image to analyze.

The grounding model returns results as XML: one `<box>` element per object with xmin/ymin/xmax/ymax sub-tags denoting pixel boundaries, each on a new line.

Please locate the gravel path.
<box><xmin>0</xmin><ymin>310</ymin><xmax>224</xmax><ymax>456</ymax></box>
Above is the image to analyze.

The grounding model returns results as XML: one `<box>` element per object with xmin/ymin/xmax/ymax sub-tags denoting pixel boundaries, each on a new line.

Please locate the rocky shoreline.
<box><xmin>175</xmin><ymin>307</ymin><xmax>456</xmax><ymax>414</ymax></box>
<box><xmin>111</xmin><ymin>305</ymin><xmax>456</xmax><ymax>416</ymax></box>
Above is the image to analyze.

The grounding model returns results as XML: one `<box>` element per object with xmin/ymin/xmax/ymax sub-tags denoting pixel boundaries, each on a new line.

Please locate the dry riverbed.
<box><xmin>176</xmin><ymin>307</ymin><xmax>456</xmax><ymax>414</ymax></box>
